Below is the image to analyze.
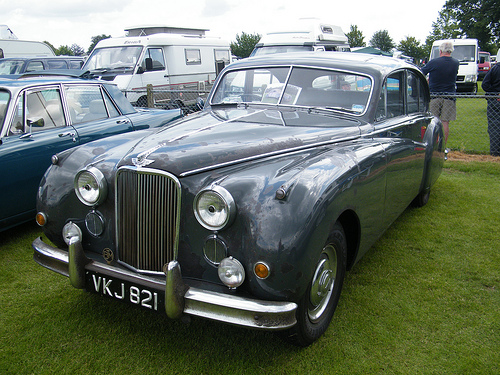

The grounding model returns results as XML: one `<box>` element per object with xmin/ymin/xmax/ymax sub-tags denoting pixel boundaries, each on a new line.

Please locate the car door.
<box><xmin>0</xmin><ymin>85</ymin><xmax>78</xmax><ymax>227</ymax></box>
<box><xmin>62</xmin><ymin>84</ymin><xmax>135</xmax><ymax>144</ymax></box>
<box><xmin>373</xmin><ymin>70</ymin><xmax>429</xmax><ymax>222</ymax></box>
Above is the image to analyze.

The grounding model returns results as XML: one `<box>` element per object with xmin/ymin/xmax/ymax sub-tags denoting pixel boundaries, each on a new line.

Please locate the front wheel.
<box><xmin>282</xmin><ymin>223</ymin><xmax>347</xmax><ymax>346</ymax></box>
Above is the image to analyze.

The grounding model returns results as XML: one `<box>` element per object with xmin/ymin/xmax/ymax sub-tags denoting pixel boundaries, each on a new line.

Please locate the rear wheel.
<box><xmin>283</xmin><ymin>223</ymin><xmax>347</xmax><ymax>346</ymax></box>
<box><xmin>411</xmin><ymin>189</ymin><xmax>430</xmax><ymax>207</ymax></box>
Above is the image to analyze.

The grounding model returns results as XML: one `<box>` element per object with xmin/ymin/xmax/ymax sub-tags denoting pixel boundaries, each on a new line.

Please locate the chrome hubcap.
<box><xmin>308</xmin><ymin>244</ymin><xmax>337</xmax><ymax>323</ymax></box>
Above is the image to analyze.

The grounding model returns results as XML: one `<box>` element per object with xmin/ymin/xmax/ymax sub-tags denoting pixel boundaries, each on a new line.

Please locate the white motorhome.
<box><xmin>82</xmin><ymin>26</ymin><xmax>231</xmax><ymax>107</ymax></box>
<box><xmin>251</xmin><ymin>19</ymin><xmax>350</xmax><ymax>57</ymax></box>
<box><xmin>0</xmin><ymin>25</ymin><xmax>54</xmax><ymax>58</ymax></box>
<box><xmin>430</xmin><ymin>38</ymin><xmax>479</xmax><ymax>93</ymax></box>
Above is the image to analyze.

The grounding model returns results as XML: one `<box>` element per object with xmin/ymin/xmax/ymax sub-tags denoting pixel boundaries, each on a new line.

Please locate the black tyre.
<box><xmin>411</xmin><ymin>189</ymin><xmax>430</xmax><ymax>208</ymax></box>
<box><xmin>283</xmin><ymin>222</ymin><xmax>347</xmax><ymax>346</ymax></box>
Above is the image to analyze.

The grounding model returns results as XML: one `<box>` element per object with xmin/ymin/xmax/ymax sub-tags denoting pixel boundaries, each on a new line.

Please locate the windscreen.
<box><xmin>251</xmin><ymin>45</ymin><xmax>314</xmax><ymax>56</ymax></box>
<box><xmin>211</xmin><ymin>66</ymin><xmax>372</xmax><ymax>114</ymax></box>
<box><xmin>0</xmin><ymin>60</ymin><xmax>24</xmax><ymax>74</ymax></box>
<box><xmin>431</xmin><ymin>45</ymin><xmax>477</xmax><ymax>62</ymax></box>
<box><xmin>83</xmin><ymin>46</ymin><xmax>143</xmax><ymax>71</ymax></box>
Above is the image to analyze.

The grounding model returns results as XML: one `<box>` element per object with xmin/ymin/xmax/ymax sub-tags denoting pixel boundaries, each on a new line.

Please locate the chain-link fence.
<box><xmin>433</xmin><ymin>93</ymin><xmax>500</xmax><ymax>155</ymax></box>
<box><xmin>126</xmin><ymin>85</ymin><xmax>212</xmax><ymax>115</ymax></box>
<box><xmin>128</xmin><ymin>87</ymin><xmax>500</xmax><ymax>156</ymax></box>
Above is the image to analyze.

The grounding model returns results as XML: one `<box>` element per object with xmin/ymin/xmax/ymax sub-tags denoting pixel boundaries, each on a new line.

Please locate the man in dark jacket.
<box><xmin>482</xmin><ymin>63</ymin><xmax>500</xmax><ymax>156</ymax></box>
<box><xmin>421</xmin><ymin>41</ymin><xmax>460</xmax><ymax>144</ymax></box>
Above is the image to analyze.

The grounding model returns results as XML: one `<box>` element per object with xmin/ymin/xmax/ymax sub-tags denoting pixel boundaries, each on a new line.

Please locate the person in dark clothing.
<box><xmin>421</xmin><ymin>41</ymin><xmax>460</xmax><ymax>144</ymax></box>
<box><xmin>482</xmin><ymin>63</ymin><xmax>500</xmax><ymax>156</ymax></box>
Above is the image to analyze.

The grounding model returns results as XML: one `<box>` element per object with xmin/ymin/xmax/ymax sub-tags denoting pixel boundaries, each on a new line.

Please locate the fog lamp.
<box><xmin>62</xmin><ymin>222</ymin><xmax>82</xmax><ymax>246</ymax></box>
<box><xmin>218</xmin><ymin>257</ymin><xmax>245</xmax><ymax>289</ymax></box>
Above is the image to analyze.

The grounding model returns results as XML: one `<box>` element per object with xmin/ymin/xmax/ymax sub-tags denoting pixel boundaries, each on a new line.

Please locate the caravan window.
<box><xmin>185</xmin><ymin>49</ymin><xmax>201</xmax><ymax>65</ymax></box>
<box><xmin>214</xmin><ymin>49</ymin><xmax>230</xmax><ymax>63</ymax></box>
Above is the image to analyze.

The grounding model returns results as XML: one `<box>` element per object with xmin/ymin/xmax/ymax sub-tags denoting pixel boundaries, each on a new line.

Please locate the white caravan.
<box><xmin>82</xmin><ymin>26</ymin><xmax>231</xmax><ymax>107</ymax></box>
<box><xmin>0</xmin><ymin>25</ymin><xmax>54</xmax><ymax>58</ymax></box>
<box><xmin>251</xmin><ymin>18</ymin><xmax>350</xmax><ymax>57</ymax></box>
<box><xmin>430</xmin><ymin>38</ymin><xmax>479</xmax><ymax>93</ymax></box>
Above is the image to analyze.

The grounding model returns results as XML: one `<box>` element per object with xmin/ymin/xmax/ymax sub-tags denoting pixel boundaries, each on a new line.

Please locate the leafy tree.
<box><xmin>87</xmin><ymin>34</ymin><xmax>111</xmax><ymax>55</ymax></box>
<box><xmin>397</xmin><ymin>36</ymin><xmax>426</xmax><ymax>61</ymax></box>
<box><xmin>445</xmin><ymin>0</ymin><xmax>500</xmax><ymax>52</ymax></box>
<box><xmin>346</xmin><ymin>25</ymin><xmax>365</xmax><ymax>48</ymax></box>
<box><xmin>230</xmin><ymin>32</ymin><xmax>261</xmax><ymax>58</ymax></box>
<box><xmin>70</xmin><ymin>44</ymin><xmax>85</xmax><ymax>56</ymax></box>
<box><xmin>55</xmin><ymin>45</ymin><xmax>74</xmax><ymax>56</ymax></box>
<box><xmin>424</xmin><ymin>8</ymin><xmax>461</xmax><ymax>54</ymax></box>
<box><xmin>369</xmin><ymin>30</ymin><xmax>395</xmax><ymax>53</ymax></box>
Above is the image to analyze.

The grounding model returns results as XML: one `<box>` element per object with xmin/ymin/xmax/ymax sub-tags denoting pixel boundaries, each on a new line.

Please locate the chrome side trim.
<box><xmin>32</xmin><ymin>238</ymin><xmax>298</xmax><ymax>330</ymax></box>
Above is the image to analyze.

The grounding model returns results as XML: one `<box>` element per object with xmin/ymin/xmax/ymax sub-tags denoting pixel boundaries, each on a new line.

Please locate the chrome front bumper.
<box><xmin>32</xmin><ymin>237</ymin><xmax>297</xmax><ymax>330</ymax></box>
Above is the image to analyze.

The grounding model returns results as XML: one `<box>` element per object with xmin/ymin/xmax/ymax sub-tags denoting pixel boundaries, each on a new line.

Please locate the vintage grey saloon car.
<box><xmin>33</xmin><ymin>53</ymin><xmax>445</xmax><ymax>346</ymax></box>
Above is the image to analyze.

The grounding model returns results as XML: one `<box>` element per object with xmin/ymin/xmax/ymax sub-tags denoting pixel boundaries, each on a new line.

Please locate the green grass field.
<box><xmin>447</xmin><ymin>86</ymin><xmax>492</xmax><ymax>154</ymax></box>
<box><xmin>1</xmin><ymin>159</ymin><xmax>499</xmax><ymax>374</ymax></box>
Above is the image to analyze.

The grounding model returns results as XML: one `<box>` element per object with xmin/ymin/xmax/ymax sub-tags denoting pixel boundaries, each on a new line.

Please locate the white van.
<box><xmin>251</xmin><ymin>18</ymin><xmax>350</xmax><ymax>57</ymax></box>
<box><xmin>82</xmin><ymin>26</ymin><xmax>231</xmax><ymax>107</ymax></box>
<box><xmin>430</xmin><ymin>38</ymin><xmax>479</xmax><ymax>93</ymax></box>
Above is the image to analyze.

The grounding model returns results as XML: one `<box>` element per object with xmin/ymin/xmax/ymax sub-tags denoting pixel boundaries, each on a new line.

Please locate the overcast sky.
<box><xmin>2</xmin><ymin>0</ymin><xmax>446</xmax><ymax>51</ymax></box>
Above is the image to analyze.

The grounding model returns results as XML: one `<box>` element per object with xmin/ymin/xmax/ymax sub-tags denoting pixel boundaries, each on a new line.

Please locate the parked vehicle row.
<box><xmin>33</xmin><ymin>52</ymin><xmax>445</xmax><ymax>346</ymax></box>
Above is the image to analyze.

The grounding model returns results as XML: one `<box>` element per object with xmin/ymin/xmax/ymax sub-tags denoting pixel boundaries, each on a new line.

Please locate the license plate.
<box><xmin>85</xmin><ymin>271</ymin><xmax>164</xmax><ymax>313</ymax></box>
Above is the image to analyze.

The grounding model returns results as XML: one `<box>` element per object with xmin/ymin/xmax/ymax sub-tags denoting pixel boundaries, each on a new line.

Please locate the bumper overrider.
<box><xmin>32</xmin><ymin>236</ymin><xmax>297</xmax><ymax>330</ymax></box>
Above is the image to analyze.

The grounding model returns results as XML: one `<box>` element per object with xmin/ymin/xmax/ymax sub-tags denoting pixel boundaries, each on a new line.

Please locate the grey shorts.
<box><xmin>430</xmin><ymin>97</ymin><xmax>456</xmax><ymax>122</ymax></box>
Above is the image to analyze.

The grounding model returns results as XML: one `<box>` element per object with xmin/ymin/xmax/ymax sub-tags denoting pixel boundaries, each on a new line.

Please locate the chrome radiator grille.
<box><xmin>115</xmin><ymin>167</ymin><xmax>181</xmax><ymax>274</ymax></box>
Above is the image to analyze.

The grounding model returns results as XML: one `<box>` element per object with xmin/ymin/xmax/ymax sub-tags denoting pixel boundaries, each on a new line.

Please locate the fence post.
<box><xmin>147</xmin><ymin>84</ymin><xmax>154</xmax><ymax>108</ymax></box>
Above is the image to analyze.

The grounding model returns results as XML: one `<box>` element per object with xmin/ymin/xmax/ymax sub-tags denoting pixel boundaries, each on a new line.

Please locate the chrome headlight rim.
<box><xmin>74</xmin><ymin>166</ymin><xmax>108</xmax><ymax>207</ymax></box>
<box><xmin>194</xmin><ymin>185</ymin><xmax>236</xmax><ymax>231</ymax></box>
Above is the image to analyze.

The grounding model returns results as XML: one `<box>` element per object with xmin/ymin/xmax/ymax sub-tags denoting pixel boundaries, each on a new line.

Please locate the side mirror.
<box><xmin>28</xmin><ymin>118</ymin><xmax>45</xmax><ymax>128</ymax></box>
<box><xmin>136</xmin><ymin>66</ymin><xmax>145</xmax><ymax>74</ymax></box>
<box><xmin>196</xmin><ymin>97</ymin><xmax>205</xmax><ymax>110</ymax></box>
<box><xmin>145</xmin><ymin>57</ymin><xmax>153</xmax><ymax>72</ymax></box>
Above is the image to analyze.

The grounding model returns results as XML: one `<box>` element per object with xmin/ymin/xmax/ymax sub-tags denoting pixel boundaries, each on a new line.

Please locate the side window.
<box><xmin>64</xmin><ymin>85</ymin><xmax>119</xmax><ymax>124</ymax></box>
<box><xmin>47</xmin><ymin>60</ymin><xmax>68</xmax><ymax>69</ymax></box>
<box><xmin>11</xmin><ymin>88</ymin><xmax>66</xmax><ymax>132</ymax></box>
<box><xmin>406</xmin><ymin>71</ymin><xmax>427</xmax><ymax>114</ymax></box>
<box><xmin>376</xmin><ymin>72</ymin><xmax>404</xmax><ymax>120</ymax></box>
<box><xmin>142</xmin><ymin>48</ymin><xmax>165</xmax><ymax>71</ymax></box>
<box><xmin>69</xmin><ymin>60</ymin><xmax>84</xmax><ymax>69</ymax></box>
<box><xmin>26</xmin><ymin>61</ymin><xmax>44</xmax><ymax>72</ymax></box>
<box><xmin>185</xmin><ymin>49</ymin><xmax>201</xmax><ymax>65</ymax></box>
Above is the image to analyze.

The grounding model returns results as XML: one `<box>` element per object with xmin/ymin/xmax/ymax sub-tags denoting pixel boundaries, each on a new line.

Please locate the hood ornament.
<box><xmin>132</xmin><ymin>142</ymin><xmax>165</xmax><ymax>167</ymax></box>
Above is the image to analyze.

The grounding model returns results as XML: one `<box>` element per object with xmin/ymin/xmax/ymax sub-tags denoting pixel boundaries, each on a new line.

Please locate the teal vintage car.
<box><xmin>0</xmin><ymin>72</ymin><xmax>182</xmax><ymax>231</ymax></box>
<box><xmin>33</xmin><ymin>53</ymin><xmax>445</xmax><ymax>346</ymax></box>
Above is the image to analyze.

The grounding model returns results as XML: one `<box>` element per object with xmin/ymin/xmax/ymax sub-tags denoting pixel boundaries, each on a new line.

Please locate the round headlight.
<box><xmin>218</xmin><ymin>257</ymin><xmax>245</xmax><ymax>289</ymax></box>
<box><xmin>74</xmin><ymin>167</ymin><xmax>107</xmax><ymax>206</ymax></box>
<box><xmin>194</xmin><ymin>185</ymin><xmax>236</xmax><ymax>230</ymax></box>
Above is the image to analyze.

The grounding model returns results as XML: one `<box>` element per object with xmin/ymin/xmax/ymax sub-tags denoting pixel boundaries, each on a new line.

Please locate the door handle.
<box><xmin>58</xmin><ymin>132</ymin><xmax>77</xmax><ymax>142</ymax></box>
<box><xmin>116</xmin><ymin>119</ymin><xmax>130</xmax><ymax>124</ymax></box>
